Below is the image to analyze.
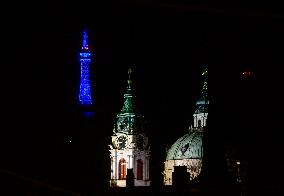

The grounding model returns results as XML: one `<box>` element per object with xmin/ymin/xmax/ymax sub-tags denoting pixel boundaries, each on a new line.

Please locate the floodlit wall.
<box><xmin>163</xmin><ymin>159</ymin><xmax>202</xmax><ymax>185</ymax></box>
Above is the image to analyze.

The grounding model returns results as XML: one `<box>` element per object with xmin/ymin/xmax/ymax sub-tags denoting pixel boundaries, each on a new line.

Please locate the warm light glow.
<box><xmin>164</xmin><ymin>159</ymin><xmax>202</xmax><ymax>185</ymax></box>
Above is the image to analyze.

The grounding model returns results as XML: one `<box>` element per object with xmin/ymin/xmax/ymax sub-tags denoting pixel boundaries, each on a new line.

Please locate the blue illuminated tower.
<box><xmin>78</xmin><ymin>30</ymin><xmax>93</xmax><ymax>106</ymax></box>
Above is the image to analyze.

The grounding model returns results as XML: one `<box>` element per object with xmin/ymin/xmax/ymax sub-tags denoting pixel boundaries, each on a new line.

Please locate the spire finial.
<box><xmin>127</xmin><ymin>67</ymin><xmax>133</xmax><ymax>88</ymax></box>
<box><xmin>128</xmin><ymin>67</ymin><xmax>132</xmax><ymax>80</ymax></box>
<box><xmin>201</xmin><ymin>65</ymin><xmax>208</xmax><ymax>96</ymax></box>
<box><xmin>82</xmin><ymin>30</ymin><xmax>89</xmax><ymax>50</ymax></box>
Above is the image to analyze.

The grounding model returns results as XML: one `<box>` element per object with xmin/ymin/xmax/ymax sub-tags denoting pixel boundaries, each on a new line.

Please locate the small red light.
<box><xmin>242</xmin><ymin>70</ymin><xmax>253</xmax><ymax>78</ymax></box>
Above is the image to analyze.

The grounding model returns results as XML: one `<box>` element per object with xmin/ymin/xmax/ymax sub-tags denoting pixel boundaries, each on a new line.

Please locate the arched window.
<box><xmin>198</xmin><ymin>119</ymin><xmax>201</xmax><ymax>127</ymax></box>
<box><xmin>136</xmin><ymin>159</ymin><xmax>143</xmax><ymax>180</ymax></box>
<box><xmin>119</xmin><ymin>159</ymin><xmax>126</xmax><ymax>180</ymax></box>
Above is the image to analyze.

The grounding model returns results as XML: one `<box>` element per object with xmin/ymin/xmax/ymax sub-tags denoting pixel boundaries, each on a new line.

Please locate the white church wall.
<box><xmin>194</xmin><ymin>113</ymin><xmax>208</xmax><ymax>127</ymax></box>
<box><xmin>163</xmin><ymin>159</ymin><xmax>203</xmax><ymax>185</ymax></box>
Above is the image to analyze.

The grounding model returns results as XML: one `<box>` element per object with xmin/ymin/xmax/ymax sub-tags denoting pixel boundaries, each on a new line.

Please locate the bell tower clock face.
<box><xmin>116</xmin><ymin>135</ymin><xmax>128</xmax><ymax>149</ymax></box>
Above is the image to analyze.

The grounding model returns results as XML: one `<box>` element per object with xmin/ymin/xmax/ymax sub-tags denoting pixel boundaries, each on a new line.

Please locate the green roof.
<box><xmin>120</xmin><ymin>90</ymin><xmax>136</xmax><ymax>114</ymax></box>
<box><xmin>166</xmin><ymin>131</ymin><xmax>203</xmax><ymax>160</ymax></box>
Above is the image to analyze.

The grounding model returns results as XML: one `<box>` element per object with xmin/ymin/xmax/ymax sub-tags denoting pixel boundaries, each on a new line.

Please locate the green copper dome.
<box><xmin>166</xmin><ymin>131</ymin><xmax>203</xmax><ymax>160</ymax></box>
<box><xmin>194</xmin><ymin>97</ymin><xmax>209</xmax><ymax>114</ymax></box>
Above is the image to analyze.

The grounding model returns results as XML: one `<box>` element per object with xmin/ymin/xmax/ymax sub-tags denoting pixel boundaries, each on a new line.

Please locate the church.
<box><xmin>77</xmin><ymin>30</ymin><xmax>209</xmax><ymax>187</ymax></box>
<box><xmin>108</xmin><ymin>68</ymin><xmax>151</xmax><ymax>187</ymax></box>
<box><xmin>76</xmin><ymin>30</ymin><xmax>242</xmax><ymax>189</ymax></box>
<box><xmin>163</xmin><ymin>67</ymin><xmax>208</xmax><ymax>185</ymax></box>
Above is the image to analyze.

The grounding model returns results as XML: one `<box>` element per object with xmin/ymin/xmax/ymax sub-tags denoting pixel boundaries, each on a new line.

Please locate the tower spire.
<box><xmin>82</xmin><ymin>30</ymin><xmax>89</xmax><ymax>50</ymax></box>
<box><xmin>201</xmin><ymin>65</ymin><xmax>208</xmax><ymax>99</ymax></box>
<box><xmin>127</xmin><ymin>67</ymin><xmax>132</xmax><ymax>88</ymax></box>
<box><xmin>192</xmin><ymin>65</ymin><xmax>209</xmax><ymax>128</ymax></box>
<box><xmin>120</xmin><ymin>67</ymin><xmax>136</xmax><ymax>114</ymax></box>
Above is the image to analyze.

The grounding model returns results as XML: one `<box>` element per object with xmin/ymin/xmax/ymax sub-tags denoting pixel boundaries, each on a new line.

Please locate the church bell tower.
<box><xmin>109</xmin><ymin>68</ymin><xmax>151</xmax><ymax>187</ymax></box>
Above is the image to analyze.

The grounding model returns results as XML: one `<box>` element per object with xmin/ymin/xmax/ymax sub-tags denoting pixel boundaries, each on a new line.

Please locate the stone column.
<box><xmin>110</xmin><ymin>155</ymin><xmax>114</xmax><ymax>179</ymax></box>
<box><xmin>114</xmin><ymin>151</ymin><xmax>118</xmax><ymax>179</ymax></box>
<box><xmin>146</xmin><ymin>154</ymin><xmax>150</xmax><ymax>180</ymax></box>
<box><xmin>128</xmin><ymin>155</ymin><xmax>131</xmax><ymax>169</ymax></box>
<box><xmin>132</xmin><ymin>154</ymin><xmax>136</xmax><ymax>178</ymax></box>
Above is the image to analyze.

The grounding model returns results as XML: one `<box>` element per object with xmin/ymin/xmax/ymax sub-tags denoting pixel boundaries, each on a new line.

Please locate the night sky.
<box><xmin>2</xmin><ymin>1</ymin><xmax>284</xmax><ymax>194</ymax></box>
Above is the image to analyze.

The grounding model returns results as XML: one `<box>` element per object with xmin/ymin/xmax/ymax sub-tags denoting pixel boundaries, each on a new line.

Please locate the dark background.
<box><xmin>1</xmin><ymin>0</ymin><xmax>284</xmax><ymax>194</ymax></box>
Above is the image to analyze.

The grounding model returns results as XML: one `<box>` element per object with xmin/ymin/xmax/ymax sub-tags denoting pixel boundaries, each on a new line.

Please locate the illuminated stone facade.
<box><xmin>164</xmin><ymin>159</ymin><xmax>202</xmax><ymax>185</ymax></box>
<box><xmin>109</xmin><ymin>68</ymin><xmax>151</xmax><ymax>187</ymax></box>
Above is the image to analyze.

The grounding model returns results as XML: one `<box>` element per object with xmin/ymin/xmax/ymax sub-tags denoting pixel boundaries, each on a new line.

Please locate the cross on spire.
<box><xmin>127</xmin><ymin>67</ymin><xmax>133</xmax><ymax>88</ymax></box>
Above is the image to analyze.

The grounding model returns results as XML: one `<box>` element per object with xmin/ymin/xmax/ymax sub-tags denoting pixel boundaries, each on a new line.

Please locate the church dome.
<box><xmin>163</xmin><ymin>66</ymin><xmax>208</xmax><ymax>185</ymax></box>
<box><xmin>166</xmin><ymin>130</ymin><xmax>203</xmax><ymax>160</ymax></box>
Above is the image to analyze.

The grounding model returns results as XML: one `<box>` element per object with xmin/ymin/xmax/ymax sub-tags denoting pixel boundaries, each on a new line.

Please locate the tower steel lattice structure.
<box><xmin>78</xmin><ymin>30</ymin><xmax>93</xmax><ymax>106</ymax></box>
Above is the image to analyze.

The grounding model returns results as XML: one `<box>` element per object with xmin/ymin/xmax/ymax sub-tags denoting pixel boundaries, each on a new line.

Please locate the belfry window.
<box><xmin>119</xmin><ymin>159</ymin><xmax>126</xmax><ymax>179</ymax></box>
<box><xmin>137</xmin><ymin>159</ymin><xmax>143</xmax><ymax>180</ymax></box>
<box><xmin>198</xmin><ymin>120</ymin><xmax>201</xmax><ymax>127</ymax></box>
